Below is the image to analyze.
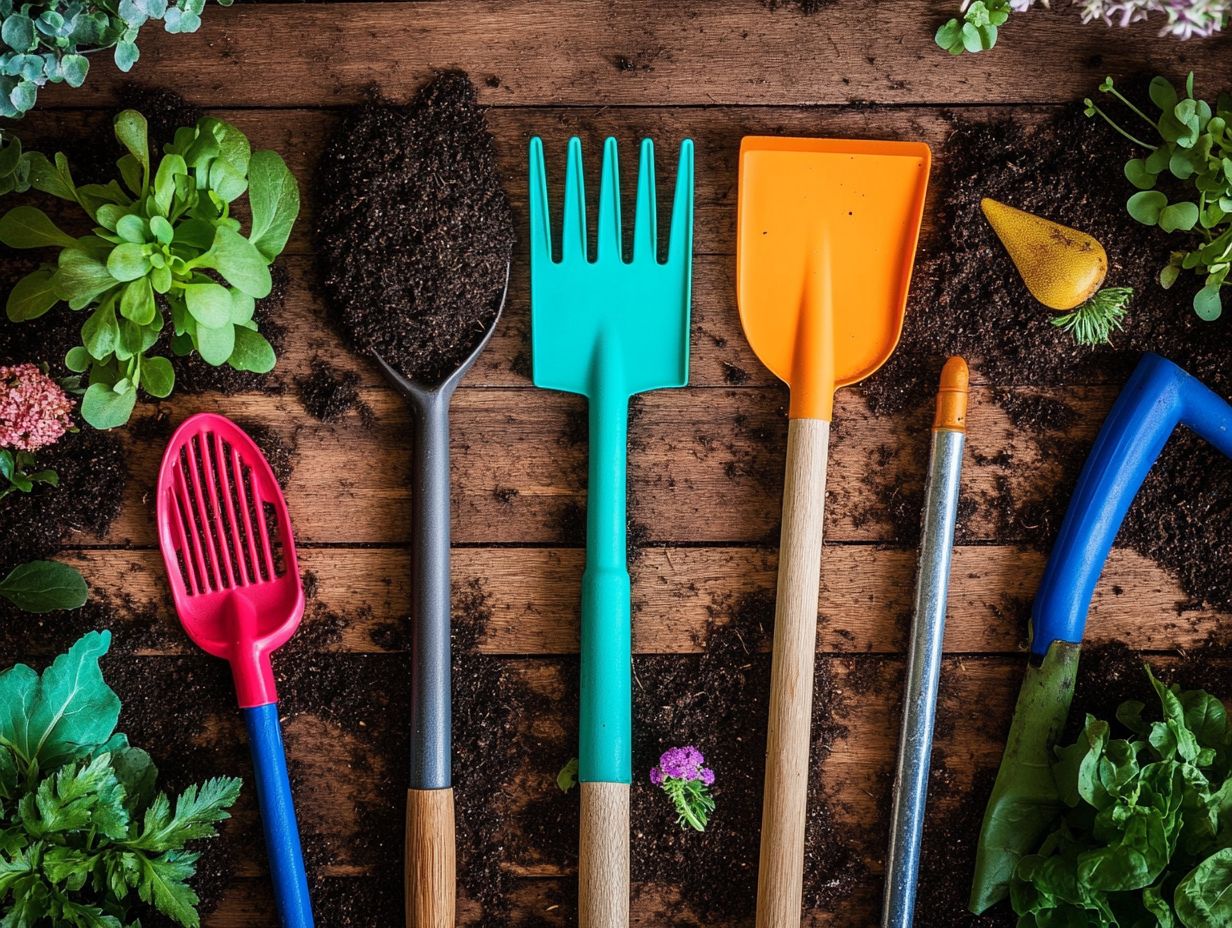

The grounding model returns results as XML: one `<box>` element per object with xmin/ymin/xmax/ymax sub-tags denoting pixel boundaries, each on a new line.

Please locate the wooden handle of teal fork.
<box><xmin>756</xmin><ymin>418</ymin><xmax>830</xmax><ymax>928</ymax></box>
<box><xmin>405</xmin><ymin>788</ymin><xmax>455</xmax><ymax>928</ymax></box>
<box><xmin>580</xmin><ymin>781</ymin><xmax>629</xmax><ymax>928</ymax></box>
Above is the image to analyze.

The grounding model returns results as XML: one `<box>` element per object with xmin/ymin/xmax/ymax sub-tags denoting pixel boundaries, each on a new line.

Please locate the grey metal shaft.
<box><xmin>882</xmin><ymin>427</ymin><xmax>965</xmax><ymax>928</ymax></box>
<box><xmin>408</xmin><ymin>386</ymin><xmax>454</xmax><ymax>790</ymax></box>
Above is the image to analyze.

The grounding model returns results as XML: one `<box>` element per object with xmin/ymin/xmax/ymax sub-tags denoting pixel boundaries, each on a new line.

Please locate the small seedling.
<box><xmin>556</xmin><ymin>757</ymin><xmax>579</xmax><ymax>793</ymax></box>
<box><xmin>649</xmin><ymin>745</ymin><xmax>716</xmax><ymax>832</ymax></box>
<box><xmin>1086</xmin><ymin>73</ymin><xmax>1232</xmax><ymax>322</ymax></box>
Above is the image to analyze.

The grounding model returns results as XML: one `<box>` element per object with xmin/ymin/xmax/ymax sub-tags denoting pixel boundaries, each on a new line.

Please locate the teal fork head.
<box><xmin>528</xmin><ymin>136</ymin><xmax>694</xmax><ymax>399</ymax></box>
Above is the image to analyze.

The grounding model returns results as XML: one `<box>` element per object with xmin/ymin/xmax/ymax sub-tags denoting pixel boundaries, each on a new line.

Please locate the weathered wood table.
<box><xmin>20</xmin><ymin>2</ymin><xmax>1232</xmax><ymax>925</ymax></box>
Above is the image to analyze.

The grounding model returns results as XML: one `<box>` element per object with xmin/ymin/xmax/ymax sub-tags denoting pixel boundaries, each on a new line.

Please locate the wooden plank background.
<box><xmin>10</xmin><ymin>1</ymin><xmax>1232</xmax><ymax>925</ymax></box>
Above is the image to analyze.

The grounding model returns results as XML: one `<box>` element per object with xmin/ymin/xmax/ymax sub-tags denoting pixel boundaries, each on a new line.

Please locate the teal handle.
<box><xmin>579</xmin><ymin>353</ymin><xmax>632</xmax><ymax>785</ymax></box>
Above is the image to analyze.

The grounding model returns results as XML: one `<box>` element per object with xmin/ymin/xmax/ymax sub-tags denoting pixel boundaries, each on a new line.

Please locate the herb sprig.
<box><xmin>0</xmin><ymin>631</ymin><xmax>241</xmax><ymax>924</ymax></box>
<box><xmin>1086</xmin><ymin>73</ymin><xmax>1232</xmax><ymax>321</ymax></box>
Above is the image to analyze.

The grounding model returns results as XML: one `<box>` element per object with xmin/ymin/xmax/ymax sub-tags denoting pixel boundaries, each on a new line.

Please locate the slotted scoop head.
<box><xmin>156</xmin><ymin>412</ymin><xmax>303</xmax><ymax>707</ymax></box>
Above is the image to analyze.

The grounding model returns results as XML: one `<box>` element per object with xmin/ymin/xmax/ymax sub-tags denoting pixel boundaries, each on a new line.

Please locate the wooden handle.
<box><xmin>756</xmin><ymin>418</ymin><xmax>831</xmax><ymax>928</ymax></box>
<box><xmin>405</xmin><ymin>787</ymin><xmax>455</xmax><ymax>928</ymax></box>
<box><xmin>579</xmin><ymin>781</ymin><xmax>630</xmax><ymax>928</ymax></box>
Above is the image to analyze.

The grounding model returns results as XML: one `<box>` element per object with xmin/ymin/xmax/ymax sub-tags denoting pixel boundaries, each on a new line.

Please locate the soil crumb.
<box><xmin>295</xmin><ymin>358</ymin><xmax>373</xmax><ymax>424</ymax></box>
<box><xmin>316</xmin><ymin>71</ymin><xmax>515</xmax><ymax>384</ymax></box>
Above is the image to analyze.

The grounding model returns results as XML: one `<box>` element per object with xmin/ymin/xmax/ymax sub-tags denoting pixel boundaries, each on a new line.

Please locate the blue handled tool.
<box><xmin>970</xmin><ymin>353</ymin><xmax>1232</xmax><ymax>913</ymax></box>
<box><xmin>529</xmin><ymin>135</ymin><xmax>694</xmax><ymax>928</ymax></box>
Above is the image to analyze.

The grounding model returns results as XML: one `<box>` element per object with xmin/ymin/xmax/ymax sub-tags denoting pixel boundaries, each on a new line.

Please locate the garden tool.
<box><xmin>529</xmin><ymin>135</ymin><xmax>694</xmax><ymax>928</ymax></box>
<box><xmin>736</xmin><ymin>135</ymin><xmax>931</xmax><ymax>928</ymax></box>
<box><xmin>883</xmin><ymin>357</ymin><xmax>969</xmax><ymax>928</ymax></box>
<box><xmin>370</xmin><ymin>272</ymin><xmax>508</xmax><ymax>928</ymax></box>
<box><xmin>971</xmin><ymin>352</ymin><xmax>1232</xmax><ymax>913</ymax></box>
<box><xmin>155</xmin><ymin>413</ymin><xmax>313</xmax><ymax>928</ymax></box>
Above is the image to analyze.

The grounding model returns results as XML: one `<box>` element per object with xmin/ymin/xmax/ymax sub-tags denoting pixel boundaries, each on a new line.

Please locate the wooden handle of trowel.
<box><xmin>579</xmin><ymin>781</ymin><xmax>630</xmax><ymax>928</ymax></box>
<box><xmin>405</xmin><ymin>788</ymin><xmax>455</xmax><ymax>928</ymax></box>
<box><xmin>756</xmin><ymin>418</ymin><xmax>830</xmax><ymax>928</ymax></box>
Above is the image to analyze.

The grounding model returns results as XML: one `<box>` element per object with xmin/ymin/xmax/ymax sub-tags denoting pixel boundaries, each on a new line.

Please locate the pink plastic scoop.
<box><xmin>155</xmin><ymin>411</ymin><xmax>314</xmax><ymax>926</ymax></box>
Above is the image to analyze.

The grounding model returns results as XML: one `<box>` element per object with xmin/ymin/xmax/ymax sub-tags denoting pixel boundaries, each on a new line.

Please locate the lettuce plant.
<box><xmin>0</xmin><ymin>109</ymin><xmax>300</xmax><ymax>428</ymax></box>
<box><xmin>1010</xmin><ymin>666</ymin><xmax>1232</xmax><ymax>927</ymax></box>
<box><xmin>0</xmin><ymin>0</ymin><xmax>232</xmax><ymax>117</ymax></box>
<box><xmin>1086</xmin><ymin>74</ymin><xmax>1232</xmax><ymax>321</ymax></box>
<box><xmin>0</xmin><ymin>631</ymin><xmax>241</xmax><ymax>925</ymax></box>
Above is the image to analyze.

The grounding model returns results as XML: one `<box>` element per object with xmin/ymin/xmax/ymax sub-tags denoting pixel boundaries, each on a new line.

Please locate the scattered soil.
<box><xmin>295</xmin><ymin>357</ymin><xmax>373</xmax><ymax>424</ymax></box>
<box><xmin>316</xmin><ymin>71</ymin><xmax>515</xmax><ymax>385</ymax></box>
<box><xmin>0</xmin><ymin>427</ymin><xmax>126</xmax><ymax>574</ymax></box>
<box><xmin>763</xmin><ymin>0</ymin><xmax>836</xmax><ymax>11</ymax></box>
<box><xmin>858</xmin><ymin>94</ymin><xmax>1232</xmax><ymax>606</ymax></box>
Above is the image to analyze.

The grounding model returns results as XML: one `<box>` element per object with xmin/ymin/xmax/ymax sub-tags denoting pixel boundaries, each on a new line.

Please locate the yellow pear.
<box><xmin>980</xmin><ymin>198</ymin><xmax>1108</xmax><ymax>311</ymax></box>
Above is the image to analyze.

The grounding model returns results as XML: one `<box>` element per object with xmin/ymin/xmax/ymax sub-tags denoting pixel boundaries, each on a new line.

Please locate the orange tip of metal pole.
<box><xmin>933</xmin><ymin>356</ymin><xmax>969</xmax><ymax>431</ymax></box>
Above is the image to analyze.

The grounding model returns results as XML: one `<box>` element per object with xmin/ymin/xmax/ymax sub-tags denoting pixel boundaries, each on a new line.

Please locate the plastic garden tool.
<box><xmin>971</xmin><ymin>352</ymin><xmax>1232</xmax><ymax>913</ymax></box>
<box><xmin>883</xmin><ymin>358</ymin><xmax>968</xmax><ymax>928</ymax></box>
<box><xmin>736</xmin><ymin>136</ymin><xmax>930</xmax><ymax>928</ymax></box>
<box><xmin>155</xmin><ymin>413</ymin><xmax>313</xmax><ymax>928</ymax></box>
<box><xmin>370</xmin><ymin>272</ymin><xmax>508</xmax><ymax>928</ymax></box>
<box><xmin>529</xmin><ymin>135</ymin><xmax>694</xmax><ymax>928</ymax></box>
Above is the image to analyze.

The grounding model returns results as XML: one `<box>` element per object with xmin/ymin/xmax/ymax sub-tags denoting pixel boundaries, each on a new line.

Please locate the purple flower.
<box><xmin>649</xmin><ymin>745</ymin><xmax>715</xmax><ymax>786</ymax></box>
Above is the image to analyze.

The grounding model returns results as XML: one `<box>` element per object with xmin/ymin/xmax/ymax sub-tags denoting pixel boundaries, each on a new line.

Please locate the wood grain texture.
<box><xmin>758</xmin><ymin>419</ymin><xmax>830</xmax><ymax>928</ymax></box>
<box><xmin>405</xmin><ymin>788</ymin><xmax>456</xmax><ymax>928</ymax></box>
<box><xmin>31</xmin><ymin>1</ymin><xmax>1232</xmax><ymax>109</ymax></box>
<box><xmin>579</xmin><ymin>782</ymin><xmax>630</xmax><ymax>928</ymax></box>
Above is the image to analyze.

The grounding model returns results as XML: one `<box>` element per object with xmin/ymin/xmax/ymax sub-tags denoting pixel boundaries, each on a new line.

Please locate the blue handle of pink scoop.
<box><xmin>1031</xmin><ymin>353</ymin><xmax>1232</xmax><ymax>656</ymax></box>
<box><xmin>243</xmin><ymin>704</ymin><xmax>314</xmax><ymax>927</ymax></box>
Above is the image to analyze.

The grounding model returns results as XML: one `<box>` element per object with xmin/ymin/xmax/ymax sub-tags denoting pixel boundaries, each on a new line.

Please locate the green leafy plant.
<box><xmin>0</xmin><ymin>631</ymin><xmax>241</xmax><ymax>925</ymax></box>
<box><xmin>0</xmin><ymin>109</ymin><xmax>300</xmax><ymax>429</ymax></box>
<box><xmin>0</xmin><ymin>447</ymin><xmax>58</xmax><ymax>499</ymax></box>
<box><xmin>935</xmin><ymin>0</ymin><xmax>1012</xmax><ymax>55</ymax></box>
<box><xmin>1086</xmin><ymin>73</ymin><xmax>1232</xmax><ymax>322</ymax></box>
<box><xmin>0</xmin><ymin>0</ymin><xmax>232</xmax><ymax>118</ymax></box>
<box><xmin>0</xmin><ymin>132</ymin><xmax>33</xmax><ymax>196</ymax></box>
<box><xmin>1010</xmin><ymin>665</ymin><xmax>1232</xmax><ymax>927</ymax></box>
<box><xmin>0</xmin><ymin>559</ymin><xmax>87</xmax><ymax>612</ymax></box>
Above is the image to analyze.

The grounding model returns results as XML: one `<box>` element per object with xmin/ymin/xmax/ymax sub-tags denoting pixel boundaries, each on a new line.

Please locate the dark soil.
<box><xmin>858</xmin><ymin>96</ymin><xmax>1232</xmax><ymax>608</ymax></box>
<box><xmin>316</xmin><ymin>71</ymin><xmax>515</xmax><ymax>385</ymax></box>
<box><xmin>295</xmin><ymin>358</ymin><xmax>373</xmax><ymax>424</ymax></box>
<box><xmin>764</xmin><ymin>0</ymin><xmax>836</xmax><ymax>11</ymax></box>
<box><xmin>0</xmin><ymin>427</ymin><xmax>126</xmax><ymax>574</ymax></box>
<box><xmin>630</xmin><ymin>589</ymin><xmax>864</xmax><ymax>922</ymax></box>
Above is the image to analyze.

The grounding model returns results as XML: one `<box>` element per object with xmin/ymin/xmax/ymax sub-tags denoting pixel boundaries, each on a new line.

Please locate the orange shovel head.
<box><xmin>736</xmin><ymin>137</ymin><xmax>931</xmax><ymax>420</ymax></box>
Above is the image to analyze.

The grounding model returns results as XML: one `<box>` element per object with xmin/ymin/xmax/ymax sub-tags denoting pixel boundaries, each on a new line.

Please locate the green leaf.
<box><xmin>133</xmin><ymin>849</ymin><xmax>200</xmax><ymax>924</ymax></box>
<box><xmin>556</xmin><ymin>757</ymin><xmax>579</xmax><ymax>792</ymax></box>
<box><xmin>141</xmin><ymin>355</ymin><xmax>174</xmax><ymax>398</ymax></box>
<box><xmin>1125</xmin><ymin>158</ymin><xmax>1158</xmax><ymax>190</ymax></box>
<box><xmin>0</xmin><ymin>631</ymin><xmax>118</xmax><ymax>771</ymax></box>
<box><xmin>1128</xmin><ymin>190</ymin><xmax>1168</xmax><ymax>226</ymax></box>
<box><xmin>0</xmin><ymin>561</ymin><xmax>88</xmax><ymax>613</ymax></box>
<box><xmin>65</xmin><ymin>346</ymin><xmax>91</xmax><ymax>373</ymax></box>
<box><xmin>246</xmin><ymin>150</ymin><xmax>299</xmax><ymax>261</ymax></box>
<box><xmin>1175</xmin><ymin>848</ymin><xmax>1232</xmax><ymax>928</ymax></box>
<box><xmin>81</xmin><ymin>380</ymin><xmax>137</xmax><ymax>429</ymax></box>
<box><xmin>0</xmin><ymin>206</ymin><xmax>77</xmax><ymax>249</ymax></box>
<box><xmin>59</xmin><ymin>53</ymin><xmax>88</xmax><ymax>88</ymax></box>
<box><xmin>82</xmin><ymin>302</ymin><xmax>120</xmax><ymax>358</ymax></box>
<box><xmin>119</xmin><ymin>277</ymin><xmax>156</xmax><ymax>326</ymax></box>
<box><xmin>227</xmin><ymin>326</ymin><xmax>275</xmax><ymax>373</ymax></box>
<box><xmin>228</xmin><ymin>289</ymin><xmax>255</xmax><ymax>325</ymax></box>
<box><xmin>6</xmin><ymin>269</ymin><xmax>60</xmax><ymax>322</ymax></box>
<box><xmin>1150</xmin><ymin>76</ymin><xmax>1179</xmax><ymax>112</ymax></box>
<box><xmin>1160</xmin><ymin>202</ymin><xmax>1201</xmax><ymax>233</ymax></box>
<box><xmin>113</xmin><ymin>111</ymin><xmax>149</xmax><ymax>193</ymax></box>
<box><xmin>115</xmin><ymin>214</ymin><xmax>147</xmax><ymax>245</ymax></box>
<box><xmin>194</xmin><ymin>320</ymin><xmax>234</xmax><ymax>366</ymax></box>
<box><xmin>1194</xmin><ymin>285</ymin><xmax>1223</xmax><ymax>321</ymax></box>
<box><xmin>135</xmin><ymin>777</ymin><xmax>242</xmax><ymax>851</ymax></box>
<box><xmin>184</xmin><ymin>282</ymin><xmax>233</xmax><ymax>329</ymax></box>
<box><xmin>106</xmin><ymin>242</ymin><xmax>150</xmax><ymax>282</ymax></box>
<box><xmin>1</xmin><ymin>14</ymin><xmax>35</xmax><ymax>52</ymax></box>
<box><xmin>198</xmin><ymin>226</ymin><xmax>271</xmax><ymax>297</ymax></box>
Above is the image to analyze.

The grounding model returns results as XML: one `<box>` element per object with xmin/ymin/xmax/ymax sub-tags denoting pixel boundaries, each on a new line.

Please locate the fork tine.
<box><xmin>597</xmin><ymin>137</ymin><xmax>622</xmax><ymax>263</ymax></box>
<box><xmin>562</xmin><ymin>136</ymin><xmax>588</xmax><ymax>262</ymax></box>
<box><xmin>633</xmin><ymin>138</ymin><xmax>658</xmax><ymax>262</ymax></box>
<box><xmin>528</xmin><ymin>137</ymin><xmax>553</xmax><ymax>264</ymax></box>
<box><xmin>668</xmin><ymin>138</ymin><xmax>695</xmax><ymax>267</ymax></box>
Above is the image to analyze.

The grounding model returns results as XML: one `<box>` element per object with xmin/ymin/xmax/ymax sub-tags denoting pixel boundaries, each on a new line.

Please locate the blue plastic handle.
<box><xmin>1031</xmin><ymin>353</ymin><xmax>1232</xmax><ymax>656</ymax></box>
<box><xmin>243</xmin><ymin>703</ymin><xmax>315</xmax><ymax>927</ymax></box>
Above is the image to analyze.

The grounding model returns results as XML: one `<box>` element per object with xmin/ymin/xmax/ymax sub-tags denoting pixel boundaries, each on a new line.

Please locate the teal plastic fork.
<box><xmin>529</xmin><ymin>135</ymin><xmax>694</xmax><ymax>928</ymax></box>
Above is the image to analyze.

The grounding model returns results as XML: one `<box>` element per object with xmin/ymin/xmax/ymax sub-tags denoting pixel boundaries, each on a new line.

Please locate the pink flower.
<box><xmin>0</xmin><ymin>364</ymin><xmax>74</xmax><ymax>453</ymax></box>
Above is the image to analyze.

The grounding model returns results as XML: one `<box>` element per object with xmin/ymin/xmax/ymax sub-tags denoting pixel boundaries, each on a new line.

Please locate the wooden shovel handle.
<box><xmin>579</xmin><ymin>781</ymin><xmax>630</xmax><ymax>928</ymax></box>
<box><xmin>756</xmin><ymin>418</ymin><xmax>831</xmax><ymax>928</ymax></box>
<box><xmin>405</xmin><ymin>788</ymin><xmax>455</xmax><ymax>928</ymax></box>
